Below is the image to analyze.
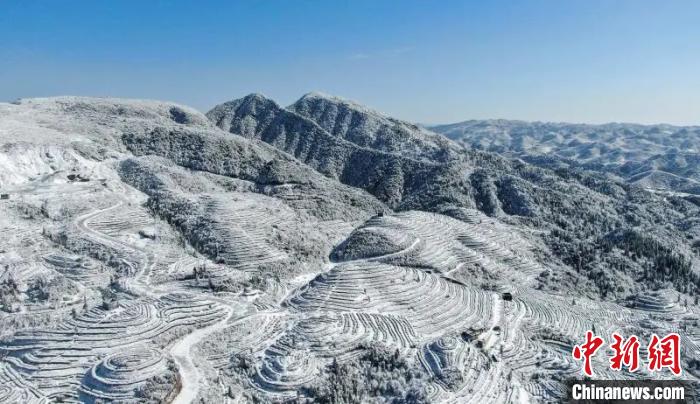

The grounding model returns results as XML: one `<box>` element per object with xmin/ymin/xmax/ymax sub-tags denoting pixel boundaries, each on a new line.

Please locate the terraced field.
<box><xmin>2</xmin><ymin>176</ymin><xmax>698</xmax><ymax>402</ymax></box>
<box><xmin>188</xmin><ymin>209</ymin><xmax>699</xmax><ymax>402</ymax></box>
<box><xmin>1</xmin><ymin>96</ymin><xmax>698</xmax><ymax>403</ymax></box>
<box><xmin>0</xmin><ymin>184</ymin><xmax>234</xmax><ymax>403</ymax></box>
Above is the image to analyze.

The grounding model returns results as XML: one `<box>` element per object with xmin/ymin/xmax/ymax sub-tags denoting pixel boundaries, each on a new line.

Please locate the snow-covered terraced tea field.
<box><xmin>0</xmin><ymin>96</ymin><xmax>698</xmax><ymax>403</ymax></box>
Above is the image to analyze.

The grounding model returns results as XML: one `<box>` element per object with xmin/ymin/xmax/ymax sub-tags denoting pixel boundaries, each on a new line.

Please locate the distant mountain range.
<box><xmin>431</xmin><ymin>119</ymin><xmax>700</xmax><ymax>195</ymax></box>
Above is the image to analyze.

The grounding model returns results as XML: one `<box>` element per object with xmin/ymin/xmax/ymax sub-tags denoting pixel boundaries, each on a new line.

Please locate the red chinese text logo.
<box><xmin>572</xmin><ymin>331</ymin><xmax>682</xmax><ymax>376</ymax></box>
<box><xmin>647</xmin><ymin>333</ymin><xmax>681</xmax><ymax>375</ymax></box>
<box><xmin>572</xmin><ymin>330</ymin><xmax>604</xmax><ymax>377</ymax></box>
<box><xmin>609</xmin><ymin>333</ymin><xmax>640</xmax><ymax>372</ymax></box>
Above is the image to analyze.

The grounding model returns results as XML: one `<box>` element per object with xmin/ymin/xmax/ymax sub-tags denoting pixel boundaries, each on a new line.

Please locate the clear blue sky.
<box><xmin>1</xmin><ymin>0</ymin><xmax>698</xmax><ymax>125</ymax></box>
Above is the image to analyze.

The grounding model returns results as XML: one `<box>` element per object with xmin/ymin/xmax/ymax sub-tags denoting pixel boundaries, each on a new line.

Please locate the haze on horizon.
<box><xmin>1</xmin><ymin>0</ymin><xmax>699</xmax><ymax>126</ymax></box>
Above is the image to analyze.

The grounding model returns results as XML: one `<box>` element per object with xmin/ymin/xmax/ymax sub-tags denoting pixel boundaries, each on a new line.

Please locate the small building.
<box><xmin>502</xmin><ymin>292</ymin><xmax>513</xmax><ymax>301</ymax></box>
<box><xmin>0</xmin><ymin>194</ymin><xmax>9</xmax><ymax>200</ymax></box>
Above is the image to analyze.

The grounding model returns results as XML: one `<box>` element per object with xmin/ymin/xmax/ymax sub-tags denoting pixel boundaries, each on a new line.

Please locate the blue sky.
<box><xmin>1</xmin><ymin>0</ymin><xmax>699</xmax><ymax>124</ymax></box>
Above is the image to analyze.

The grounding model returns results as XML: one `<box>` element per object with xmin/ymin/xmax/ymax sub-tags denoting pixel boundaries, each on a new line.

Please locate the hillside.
<box><xmin>210</xmin><ymin>93</ymin><xmax>700</xmax><ymax>299</ymax></box>
<box><xmin>0</xmin><ymin>95</ymin><xmax>697</xmax><ymax>403</ymax></box>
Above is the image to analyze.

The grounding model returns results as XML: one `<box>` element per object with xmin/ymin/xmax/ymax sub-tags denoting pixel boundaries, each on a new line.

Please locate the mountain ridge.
<box><xmin>431</xmin><ymin>118</ymin><xmax>700</xmax><ymax>195</ymax></box>
<box><xmin>0</xmin><ymin>94</ymin><xmax>699</xmax><ymax>403</ymax></box>
<box><xmin>208</xmin><ymin>92</ymin><xmax>700</xmax><ymax>300</ymax></box>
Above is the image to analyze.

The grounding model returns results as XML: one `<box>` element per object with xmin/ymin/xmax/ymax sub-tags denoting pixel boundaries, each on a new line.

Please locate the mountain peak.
<box><xmin>236</xmin><ymin>92</ymin><xmax>279</xmax><ymax>109</ymax></box>
<box><xmin>206</xmin><ymin>93</ymin><xmax>283</xmax><ymax>136</ymax></box>
<box><xmin>298</xmin><ymin>91</ymin><xmax>331</xmax><ymax>100</ymax></box>
<box><xmin>242</xmin><ymin>92</ymin><xmax>271</xmax><ymax>102</ymax></box>
<box><xmin>298</xmin><ymin>91</ymin><xmax>344</xmax><ymax>102</ymax></box>
<box><xmin>293</xmin><ymin>91</ymin><xmax>383</xmax><ymax>117</ymax></box>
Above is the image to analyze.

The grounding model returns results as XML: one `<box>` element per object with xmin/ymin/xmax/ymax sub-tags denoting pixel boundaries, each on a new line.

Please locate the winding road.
<box><xmin>76</xmin><ymin>199</ymin><xmax>235</xmax><ymax>403</ymax></box>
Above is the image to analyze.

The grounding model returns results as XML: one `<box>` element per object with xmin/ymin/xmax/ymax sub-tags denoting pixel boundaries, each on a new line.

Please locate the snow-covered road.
<box><xmin>78</xmin><ymin>198</ymin><xmax>237</xmax><ymax>404</ymax></box>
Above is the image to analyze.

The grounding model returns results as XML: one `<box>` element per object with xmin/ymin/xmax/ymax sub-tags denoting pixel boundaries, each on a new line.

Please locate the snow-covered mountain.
<box><xmin>431</xmin><ymin>119</ymin><xmax>700</xmax><ymax>195</ymax></box>
<box><xmin>0</xmin><ymin>95</ymin><xmax>698</xmax><ymax>403</ymax></box>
